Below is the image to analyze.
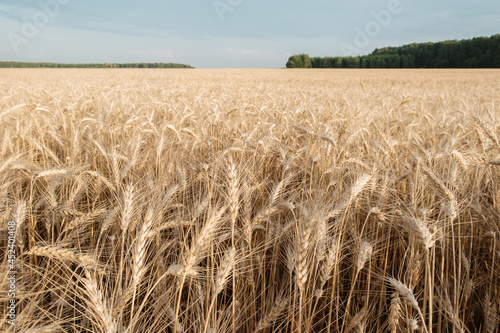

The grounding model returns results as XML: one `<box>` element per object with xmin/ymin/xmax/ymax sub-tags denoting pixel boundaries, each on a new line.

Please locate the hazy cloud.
<box><xmin>0</xmin><ymin>0</ymin><xmax>498</xmax><ymax>67</ymax></box>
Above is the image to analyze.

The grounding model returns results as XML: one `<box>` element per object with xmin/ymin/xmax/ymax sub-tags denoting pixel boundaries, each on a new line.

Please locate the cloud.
<box><xmin>223</xmin><ymin>48</ymin><xmax>267</xmax><ymax>56</ymax></box>
<box><xmin>218</xmin><ymin>47</ymin><xmax>290</xmax><ymax>67</ymax></box>
<box><xmin>0</xmin><ymin>4</ymin><xmax>16</xmax><ymax>14</ymax></box>
<box><xmin>77</xmin><ymin>21</ymin><xmax>171</xmax><ymax>38</ymax></box>
<box><xmin>0</xmin><ymin>4</ymin><xmax>33</xmax><ymax>21</ymax></box>
<box><xmin>131</xmin><ymin>48</ymin><xmax>175</xmax><ymax>62</ymax></box>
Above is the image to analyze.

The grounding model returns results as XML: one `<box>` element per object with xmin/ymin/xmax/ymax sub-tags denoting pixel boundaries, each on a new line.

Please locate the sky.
<box><xmin>0</xmin><ymin>0</ymin><xmax>498</xmax><ymax>68</ymax></box>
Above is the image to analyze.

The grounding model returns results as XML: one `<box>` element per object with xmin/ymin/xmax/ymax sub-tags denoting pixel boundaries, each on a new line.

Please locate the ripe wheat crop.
<box><xmin>1</xmin><ymin>68</ymin><xmax>499</xmax><ymax>332</ymax></box>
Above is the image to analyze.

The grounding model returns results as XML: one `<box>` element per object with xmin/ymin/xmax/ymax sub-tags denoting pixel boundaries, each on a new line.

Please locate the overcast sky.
<box><xmin>0</xmin><ymin>0</ymin><xmax>498</xmax><ymax>68</ymax></box>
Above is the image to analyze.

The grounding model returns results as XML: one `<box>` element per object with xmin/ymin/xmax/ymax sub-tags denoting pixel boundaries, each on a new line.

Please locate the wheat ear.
<box><xmin>254</xmin><ymin>294</ymin><xmax>288</xmax><ymax>332</ymax></box>
<box><xmin>82</xmin><ymin>269</ymin><xmax>118</xmax><ymax>333</ymax></box>
<box><xmin>404</xmin><ymin>216</ymin><xmax>435</xmax><ymax>251</ymax></box>
<box><xmin>387</xmin><ymin>277</ymin><xmax>428</xmax><ymax>333</ymax></box>
<box><xmin>26</xmin><ymin>245</ymin><xmax>99</xmax><ymax>270</ymax></box>
<box><xmin>389</xmin><ymin>293</ymin><xmax>402</xmax><ymax>333</ymax></box>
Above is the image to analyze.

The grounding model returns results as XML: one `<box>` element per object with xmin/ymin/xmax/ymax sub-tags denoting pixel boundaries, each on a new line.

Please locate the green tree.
<box><xmin>286</xmin><ymin>55</ymin><xmax>303</xmax><ymax>68</ymax></box>
<box><xmin>301</xmin><ymin>54</ymin><xmax>312</xmax><ymax>68</ymax></box>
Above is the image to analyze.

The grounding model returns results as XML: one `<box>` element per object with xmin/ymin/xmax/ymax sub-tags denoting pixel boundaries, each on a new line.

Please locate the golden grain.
<box><xmin>1</xmin><ymin>68</ymin><xmax>499</xmax><ymax>332</ymax></box>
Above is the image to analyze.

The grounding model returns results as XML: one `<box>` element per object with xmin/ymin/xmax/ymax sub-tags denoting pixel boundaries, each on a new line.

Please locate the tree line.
<box><xmin>286</xmin><ymin>34</ymin><xmax>500</xmax><ymax>68</ymax></box>
<box><xmin>0</xmin><ymin>62</ymin><xmax>194</xmax><ymax>69</ymax></box>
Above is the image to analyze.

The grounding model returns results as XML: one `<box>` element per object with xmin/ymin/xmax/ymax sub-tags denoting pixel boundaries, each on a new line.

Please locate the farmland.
<box><xmin>1</xmin><ymin>68</ymin><xmax>499</xmax><ymax>332</ymax></box>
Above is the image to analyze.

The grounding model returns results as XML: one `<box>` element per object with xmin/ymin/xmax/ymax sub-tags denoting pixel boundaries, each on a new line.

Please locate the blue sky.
<box><xmin>0</xmin><ymin>0</ymin><xmax>498</xmax><ymax>68</ymax></box>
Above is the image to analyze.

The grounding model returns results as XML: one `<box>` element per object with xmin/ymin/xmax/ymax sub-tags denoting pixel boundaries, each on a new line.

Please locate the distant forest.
<box><xmin>0</xmin><ymin>62</ymin><xmax>194</xmax><ymax>69</ymax></box>
<box><xmin>286</xmin><ymin>34</ymin><xmax>500</xmax><ymax>68</ymax></box>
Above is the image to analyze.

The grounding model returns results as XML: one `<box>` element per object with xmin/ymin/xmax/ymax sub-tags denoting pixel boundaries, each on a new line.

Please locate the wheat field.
<box><xmin>1</xmin><ymin>68</ymin><xmax>499</xmax><ymax>332</ymax></box>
